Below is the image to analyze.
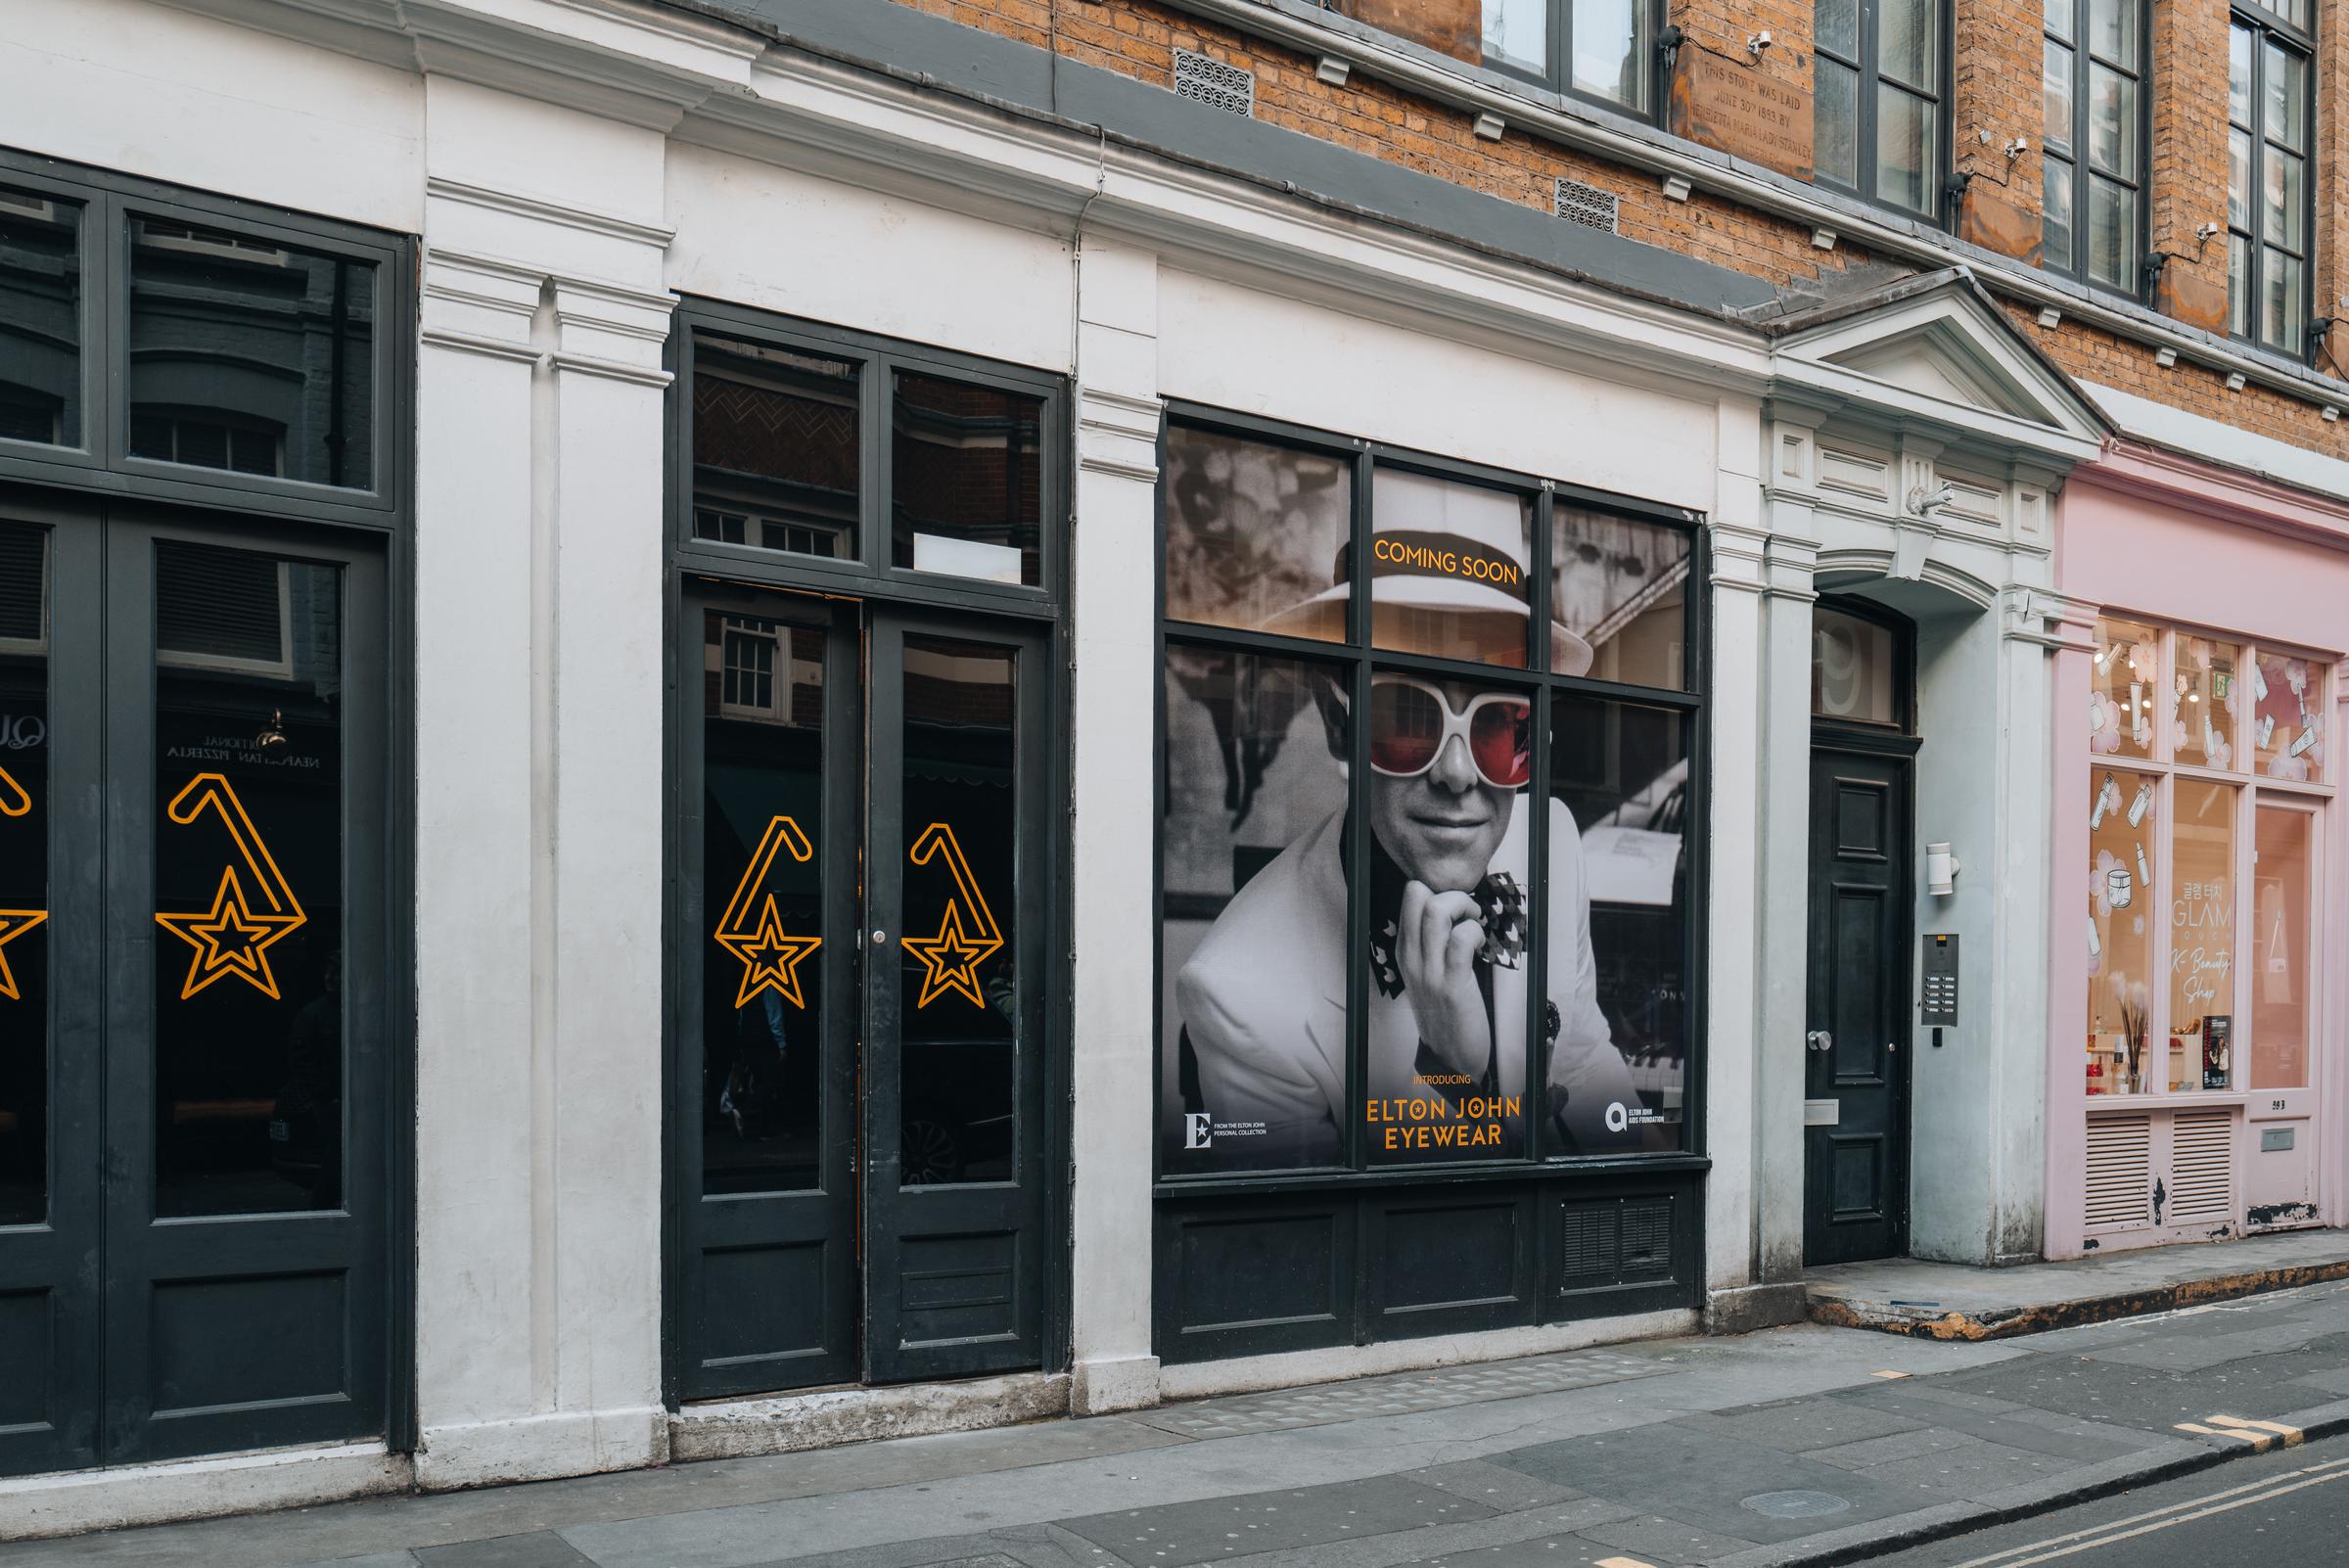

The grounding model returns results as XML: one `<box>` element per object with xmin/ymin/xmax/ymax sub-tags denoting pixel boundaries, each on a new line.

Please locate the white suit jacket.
<box><xmin>1176</xmin><ymin>799</ymin><xmax>1638</xmax><ymax>1164</ymax></box>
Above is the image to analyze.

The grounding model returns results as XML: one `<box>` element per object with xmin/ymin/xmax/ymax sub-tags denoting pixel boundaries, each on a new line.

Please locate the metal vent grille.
<box><xmin>1554</xmin><ymin>177</ymin><xmax>1619</xmax><ymax>233</ymax></box>
<box><xmin>2168</xmin><ymin>1109</ymin><xmax>2236</xmax><ymax>1223</ymax></box>
<box><xmin>2085</xmin><ymin>1114</ymin><xmax>2152</xmax><ymax>1229</ymax></box>
<box><xmin>1174</xmin><ymin>49</ymin><xmax>1255</xmax><ymax>116</ymax></box>
<box><xmin>1558</xmin><ymin>1204</ymin><xmax>1617</xmax><ymax>1288</ymax></box>
<box><xmin>1620</xmin><ymin>1196</ymin><xmax>1674</xmax><ymax>1283</ymax></box>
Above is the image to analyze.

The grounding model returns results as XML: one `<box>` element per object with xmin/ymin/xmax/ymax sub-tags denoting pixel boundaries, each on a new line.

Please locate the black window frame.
<box><xmin>668</xmin><ymin>298</ymin><xmax>1068</xmax><ymax>621</ymax></box>
<box><xmin>0</xmin><ymin>149</ymin><xmax>408</xmax><ymax>530</ymax></box>
<box><xmin>2041</xmin><ymin>0</ymin><xmax>2150</xmax><ymax>295</ymax></box>
<box><xmin>1479</xmin><ymin>0</ymin><xmax>1664</xmax><ymax>120</ymax></box>
<box><xmin>1812</xmin><ymin>0</ymin><xmax>1955</xmax><ymax>226</ymax></box>
<box><xmin>2227</xmin><ymin>2</ymin><xmax>2317</xmax><ymax>359</ymax></box>
<box><xmin>1151</xmin><ymin>401</ymin><xmax>1711</xmax><ymax>1195</ymax></box>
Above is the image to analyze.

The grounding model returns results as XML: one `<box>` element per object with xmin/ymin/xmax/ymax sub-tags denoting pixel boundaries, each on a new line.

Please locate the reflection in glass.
<box><xmin>1811</xmin><ymin>607</ymin><xmax>1898</xmax><ymax>723</ymax></box>
<box><xmin>1481</xmin><ymin>0</ymin><xmax>1546</xmax><ymax>74</ymax></box>
<box><xmin>1161</xmin><ymin>647</ymin><xmax>1348</xmax><ymax>1174</ymax></box>
<box><xmin>0</xmin><ymin>188</ymin><xmax>81</xmax><ymax>449</ymax></box>
<box><xmin>127</xmin><ymin>217</ymin><xmax>373</xmax><ymax>488</ymax></box>
<box><xmin>1367</xmin><ymin>469</ymin><xmax>1534</xmax><ymax>669</ymax></box>
<box><xmin>1815</xmin><ymin>59</ymin><xmax>1860</xmax><ymax>187</ymax></box>
<box><xmin>2043</xmin><ymin>155</ymin><xmax>2075</xmax><ymax>265</ymax></box>
<box><xmin>2170</xmin><ymin>636</ymin><xmax>2239</xmax><ymax>769</ymax></box>
<box><xmin>2251</xmin><ymin>805</ymin><xmax>2312</xmax><ymax>1089</ymax></box>
<box><xmin>702</xmin><ymin>612</ymin><xmax>825</xmax><ymax>1196</ymax></box>
<box><xmin>2085</xmin><ymin>766</ymin><xmax>2154</xmax><ymax>1094</ymax></box>
<box><xmin>1550</xmin><ymin>695</ymin><xmax>1686</xmax><ymax>1154</ymax></box>
<box><xmin>1164</xmin><ymin>424</ymin><xmax>1351</xmax><ymax>640</ymax></box>
<box><xmin>891</xmin><ymin>373</ymin><xmax>1042</xmax><ymax>586</ymax></box>
<box><xmin>0</xmin><ymin>524</ymin><xmax>48</xmax><ymax>1224</ymax></box>
<box><xmin>692</xmin><ymin>332</ymin><xmax>858</xmax><ymax>561</ymax></box>
<box><xmin>2265</xmin><ymin>41</ymin><xmax>2305</xmax><ymax>148</ymax></box>
<box><xmin>2086</xmin><ymin>0</ymin><xmax>2134</xmax><ymax>65</ymax></box>
<box><xmin>898</xmin><ymin>635</ymin><xmax>1019</xmax><ymax>1185</ymax></box>
<box><xmin>2087</xmin><ymin>65</ymin><xmax>2135</xmax><ymax>173</ymax></box>
<box><xmin>1553</xmin><ymin>505</ymin><xmax>1689</xmax><ymax>689</ymax></box>
<box><xmin>2086</xmin><ymin>179</ymin><xmax>2133</xmax><ymax>291</ymax></box>
<box><xmin>2043</xmin><ymin>41</ymin><xmax>2075</xmax><ymax>152</ymax></box>
<box><xmin>153</xmin><ymin>541</ymin><xmax>344</xmax><ymax>1218</ymax></box>
<box><xmin>1572</xmin><ymin>0</ymin><xmax>1650</xmax><ymax>109</ymax></box>
<box><xmin>2089</xmin><ymin>617</ymin><xmax>2155</xmax><ymax>760</ymax></box>
<box><xmin>2168</xmin><ymin>782</ymin><xmax>2236</xmax><ymax>1092</ymax></box>
<box><xmin>2253</xmin><ymin>650</ymin><xmax>2324</xmax><ymax>781</ymax></box>
<box><xmin>1878</xmin><ymin>0</ymin><xmax>1935</xmax><ymax>85</ymax></box>
<box><xmin>1875</xmin><ymin>87</ymin><xmax>1936</xmax><ymax>213</ymax></box>
<box><xmin>1817</xmin><ymin>0</ymin><xmax>1858</xmax><ymax>59</ymax></box>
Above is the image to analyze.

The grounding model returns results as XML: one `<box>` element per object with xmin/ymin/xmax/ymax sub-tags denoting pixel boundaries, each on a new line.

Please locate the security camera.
<box><xmin>1747</xmin><ymin>28</ymin><xmax>1773</xmax><ymax>55</ymax></box>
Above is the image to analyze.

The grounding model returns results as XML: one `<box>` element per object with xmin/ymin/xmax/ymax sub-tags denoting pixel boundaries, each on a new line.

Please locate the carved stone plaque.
<box><xmin>1670</xmin><ymin>50</ymin><xmax>1813</xmax><ymax>181</ymax></box>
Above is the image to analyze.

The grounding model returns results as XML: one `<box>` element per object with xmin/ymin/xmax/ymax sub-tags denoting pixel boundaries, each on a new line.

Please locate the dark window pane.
<box><xmin>0</xmin><ymin>523</ymin><xmax>48</xmax><ymax>1225</ymax></box>
<box><xmin>153</xmin><ymin>541</ymin><xmax>344</xmax><ymax>1218</ymax></box>
<box><xmin>1812</xmin><ymin>607</ymin><xmax>1899</xmax><ymax>722</ymax></box>
<box><xmin>0</xmin><ymin>188</ymin><xmax>81</xmax><ymax>450</ymax></box>
<box><xmin>2230</xmin><ymin>128</ymin><xmax>2253</xmax><ymax>228</ymax></box>
<box><xmin>1483</xmin><ymin>0</ymin><xmax>1546</xmax><ymax>74</ymax></box>
<box><xmin>2263</xmin><ymin>247</ymin><xmax>2305</xmax><ymax>352</ymax></box>
<box><xmin>1547</xmin><ymin>695</ymin><xmax>1687</xmax><ymax>1155</ymax></box>
<box><xmin>1161</xmin><ymin>646</ymin><xmax>1349</xmax><ymax>1174</ymax></box>
<box><xmin>692</xmin><ymin>332</ymin><xmax>859</xmax><ymax>562</ymax></box>
<box><xmin>126</xmin><ymin>217</ymin><xmax>373</xmax><ymax>488</ymax></box>
<box><xmin>2229</xmin><ymin>233</ymin><xmax>2253</xmax><ymax>337</ymax></box>
<box><xmin>898</xmin><ymin>635</ymin><xmax>1022</xmax><ymax>1185</ymax></box>
<box><xmin>1369</xmin><ymin>468</ymin><xmax>1534</xmax><ymax>669</ymax></box>
<box><xmin>702</xmin><ymin>611</ymin><xmax>826</xmax><ymax>1196</ymax></box>
<box><xmin>1164</xmin><ymin>422</ymin><xmax>1352</xmax><ymax>640</ymax></box>
<box><xmin>1815</xmin><ymin>60</ymin><xmax>1860</xmax><ymax>185</ymax></box>
<box><xmin>1551</xmin><ymin>505</ymin><xmax>1690</xmax><ymax>688</ymax></box>
<box><xmin>891</xmin><ymin>372</ymin><xmax>1043</xmax><ymax>586</ymax></box>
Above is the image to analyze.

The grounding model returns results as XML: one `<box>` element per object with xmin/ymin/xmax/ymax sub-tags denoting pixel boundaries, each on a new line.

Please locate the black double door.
<box><xmin>0</xmin><ymin>497</ymin><xmax>390</xmax><ymax>1476</ymax></box>
<box><xmin>676</xmin><ymin>587</ymin><xmax>1051</xmax><ymax>1396</ymax></box>
<box><xmin>1802</xmin><ymin>742</ymin><xmax>1913</xmax><ymax>1266</ymax></box>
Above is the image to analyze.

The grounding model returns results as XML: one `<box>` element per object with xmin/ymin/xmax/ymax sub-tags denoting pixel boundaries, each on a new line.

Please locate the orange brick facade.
<box><xmin>896</xmin><ymin>0</ymin><xmax>2349</xmax><ymax>460</ymax></box>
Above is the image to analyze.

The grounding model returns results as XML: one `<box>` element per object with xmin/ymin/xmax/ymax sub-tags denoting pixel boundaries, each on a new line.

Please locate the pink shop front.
<box><xmin>2047</xmin><ymin>439</ymin><xmax>2349</xmax><ymax>1257</ymax></box>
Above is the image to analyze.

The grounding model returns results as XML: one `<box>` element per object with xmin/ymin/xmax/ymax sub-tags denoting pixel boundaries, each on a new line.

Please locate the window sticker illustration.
<box><xmin>713</xmin><ymin>814</ymin><xmax>823</xmax><ymax>1009</ymax></box>
<box><xmin>154</xmin><ymin>772</ymin><xmax>306</xmax><ymax>1000</ymax></box>
<box><xmin>0</xmin><ymin>764</ymin><xmax>44</xmax><ymax>1001</ymax></box>
<box><xmin>902</xmin><ymin>822</ymin><xmax>1003</xmax><ymax>1010</ymax></box>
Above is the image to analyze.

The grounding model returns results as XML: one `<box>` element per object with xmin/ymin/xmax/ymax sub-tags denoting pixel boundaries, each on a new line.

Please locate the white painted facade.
<box><xmin>0</xmin><ymin>0</ymin><xmax>2121</xmax><ymax>1535</ymax></box>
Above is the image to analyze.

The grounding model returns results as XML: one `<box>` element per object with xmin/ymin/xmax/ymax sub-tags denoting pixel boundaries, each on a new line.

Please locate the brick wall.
<box><xmin>888</xmin><ymin>0</ymin><xmax>2349</xmax><ymax>461</ymax></box>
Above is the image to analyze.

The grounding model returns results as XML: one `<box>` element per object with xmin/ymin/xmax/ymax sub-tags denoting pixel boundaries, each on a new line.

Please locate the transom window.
<box><xmin>2084</xmin><ymin>619</ymin><xmax>2329</xmax><ymax>1099</ymax></box>
<box><xmin>1481</xmin><ymin>0</ymin><xmax>1656</xmax><ymax>115</ymax></box>
<box><xmin>2228</xmin><ymin>3</ymin><xmax>2314</xmax><ymax>356</ymax></box>
<box><xmin>2043</xmin><ymin>0</ymin><xmax>2144</xmax><ymax>292</ymax></box>
<box><xmin>1815</xmin><ymin>0</ymin><xmax>1946</xmax><ymax>219</ymax></box>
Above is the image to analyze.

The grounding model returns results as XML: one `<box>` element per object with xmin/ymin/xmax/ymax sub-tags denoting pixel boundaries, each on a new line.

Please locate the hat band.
<box><xmin>1335</xmin><ymin>531</ymin><xmax>1528</xmax><ymax>593</ymax></box>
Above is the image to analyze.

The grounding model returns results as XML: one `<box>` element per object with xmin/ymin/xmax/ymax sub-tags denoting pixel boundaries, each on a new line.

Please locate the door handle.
<box><xmin>1807</xmin><ymin>1030</ymin><xmax>1832</xmax><ymax>1053</ymax></box>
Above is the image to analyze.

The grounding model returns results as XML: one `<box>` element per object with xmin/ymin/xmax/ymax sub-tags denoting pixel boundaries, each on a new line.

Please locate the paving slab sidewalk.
<box><xmin>16</xmin><ymin>1281</ymin><xmax>2349</xmax><ymax>1568</ymax></box>
<box><xmin>1807</xmin><ymin>1227</ymin><xmax>2349</xmax><ymax>1341</ymax></box>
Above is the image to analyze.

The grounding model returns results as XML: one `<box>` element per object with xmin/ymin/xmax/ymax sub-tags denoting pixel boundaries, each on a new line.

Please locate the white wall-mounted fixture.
<box><xmin>2226</xmin><ymin>370</ymin><xmax>2248</xmax><ymax>392</ymax></box>
<box><xmin>1812</xmin><ymin>227</ymin><xmax>1837</xmax><ymax>251</ymax></box>
<box><xmin>1315</xmin><ymin>55</ymin><xmax>1351</xmax><ymax>87</ymax></box>
<box><xmin>1472</xmin><ymin>110</ymin><xmax>1505</xmax><ymax>140</ymax></box>
<box><xmin>1926</xmin><ymin>842</ymin><xmax>1961</xmax><ymax>898</ymax></box>
<box><xmin>2155</xmin><ymin>346</ymin><xmax>2179</xmax><ymax>368</ymax></box>
<box><xmin>2326</xmin><ymin>406</ymin><xmax>2341</xmax><ymax>423</ymax></box>
<box><xmin>2004</xmin><ymin>137</ymin><xmax>2029</xmax><ymax>160</ymax></box>
<box><xmin>2196</xmin><ymin>221</ymin><xmax>2223</xmax><ymax>241</ymax></box>
<box><xmin>1747</xmin><ymin>28</ymin><xmax>1773</xmax><ymax>56</ymax></box>
<box><xmin>2037</xmin><ymin>306</ymin><xmax>2061</xmax><ymax>328</ymax></box>
<box><xmin>1662</xmin><ymin>173</ymin><xmax>1693</xmax><ymax>202</ymax></box>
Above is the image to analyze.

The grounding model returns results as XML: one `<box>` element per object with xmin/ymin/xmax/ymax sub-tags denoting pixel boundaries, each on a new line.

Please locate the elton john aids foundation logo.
<box><xmin>1604</xmin><ymin>1101</ymin><xmax>1630</xmax><ymax>1133</ymax></box>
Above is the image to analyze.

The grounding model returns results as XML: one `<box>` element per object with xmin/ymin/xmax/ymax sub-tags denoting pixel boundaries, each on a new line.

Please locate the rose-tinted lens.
<box><xmin>1369</xmin><ymin>681</ymin><xmax>1444</xmax><ymax>775</ymax></box>
<box><xmin>1470</xmin><ymin>701</ymin><xmax>1533</xmax><ymax>788</ymax></box>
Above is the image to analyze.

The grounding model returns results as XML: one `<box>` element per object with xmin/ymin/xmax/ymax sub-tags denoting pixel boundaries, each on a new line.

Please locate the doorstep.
<box><xmin>1807</xmin><ymin>1226</ymin><xmax>2349</xmax><ymax>1340</ymax></box>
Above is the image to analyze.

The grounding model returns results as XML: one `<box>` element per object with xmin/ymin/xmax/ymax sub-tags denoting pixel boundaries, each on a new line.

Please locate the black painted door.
<box><xmin>0</xmin><ymin>502</ymin><xmax>391</xmax><ymax>1475</ymax></box>
<box><xmin>863</xmin><ymin>610</ymin><xmax>1047</xmax><ymax>1383</ymax></box>
<box><xmin>1803</xmin><ymin>745</ymin><xmax>1911</xmax><ymax>1266</ymax></box>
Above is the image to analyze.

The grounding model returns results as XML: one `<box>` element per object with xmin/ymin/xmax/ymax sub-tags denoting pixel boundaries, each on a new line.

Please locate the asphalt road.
<box><xmin>1874</xmin><ymin>1429</ymin><xmax>2349</xmax><ymax>1565</ymax></box>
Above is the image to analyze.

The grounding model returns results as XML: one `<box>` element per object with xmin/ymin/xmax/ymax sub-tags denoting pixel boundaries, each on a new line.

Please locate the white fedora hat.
<box><xmin>1269</xmin><ymin>469</ymin><xmax>1594</xmax><ymax>676</ymax></box>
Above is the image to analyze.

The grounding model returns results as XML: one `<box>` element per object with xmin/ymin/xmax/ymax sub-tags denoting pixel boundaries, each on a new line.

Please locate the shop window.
<box><xmin>2227</xmin><ymin>5</ymin><xmax>2314</xmax><ymax>356</ymax></box>
<box><xmin>2083</xmin><ymin>617</ymin><xmax>2327</xmax><ymax>1101</ymax></box>
<box><xmin>0</xmin><ymin>185</ymin><xmax>81</xmax><ymax>450</ymax></box>
<box><xmin>1159</xmin><ymin>411</ymin><xmax>1700</xmax><ymax>1179</ymax></box>
<box><xmin>691</xmin><ymin>335</ymin><xmax>860</xmax><ymax>562</ymax></box>
<box><xmin>1814</xmin><ymin>0</ymin><xmax>1946</xmax><ymax>220</ymax></box>
<box><xmin>1481</xmin><ymin>0</ymin><xmax>1656</xmax><ymax>115</ymax></box>
<box><xmin>2043</xmin><ymin>0</ymin><xmax>2146</xmax><ymax>292</ymax></box>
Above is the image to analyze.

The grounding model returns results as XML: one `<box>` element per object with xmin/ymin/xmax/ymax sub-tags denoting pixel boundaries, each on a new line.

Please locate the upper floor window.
<box><xmin>2043</xmin><ymin>0</ymin><xmax>2144</xmax><ymax>293</ymax></box>
<box><xmin>1482</xmin><ymin>0</ymin><xmax>1655</xmax><ymax>115</ymax></box>
<box><xmin>1814</xmin><ymin>0</ymin><xmax>1946</xmax><ymax>220</ymax></box>
<box><xmin>2229</xmin><ymin>3</ymin><xmax>2313</xmax><ymax>356</ymax></box>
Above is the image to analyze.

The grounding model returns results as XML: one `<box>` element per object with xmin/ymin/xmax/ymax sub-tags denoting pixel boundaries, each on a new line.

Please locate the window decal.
<box><xmin>0</xmin><ymin>763</ymin><xmax>43</xmax><ymax>1000</ymax></box>
<box><xmin>153</xmin><ymin>772</ymin><xmax>306</xmax><ymax>1000</ymax></box>
<box><xmin>902</xmin><ymin>821</ymin><xmax>1002</xmax><ymax>1009</ymax></box>
<box><xmin>713</xmin><ymin>813</ymin><xmax>823</xmax><ymax>1010</ymax></box>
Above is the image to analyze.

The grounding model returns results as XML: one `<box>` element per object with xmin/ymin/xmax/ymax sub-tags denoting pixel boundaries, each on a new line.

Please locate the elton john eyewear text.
<box><xmin>1367</xmin><ymin>674</ymin><xmax>1533</xmax><ymax>790</ymax></box>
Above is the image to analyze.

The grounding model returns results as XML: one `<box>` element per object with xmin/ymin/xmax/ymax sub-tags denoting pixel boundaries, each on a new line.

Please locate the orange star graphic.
<box><xmin>0</xmin><ymin>907</ymin><xmax>46</xmax><ymax>1000</ymax></box>
<box><xmin>714</xmin><ymin>895</ymin><xmax>822</xmax><ymax>1009</ymax></box>
<box><xmin>900</xmin><ymin>900</ymin><xmax>1001</xmax><ymax>1010</ymax></box>
<box><xmin>156</xmin><ymin>866</ymin><xmax>302</xmax><ymax>1000</ymax></box>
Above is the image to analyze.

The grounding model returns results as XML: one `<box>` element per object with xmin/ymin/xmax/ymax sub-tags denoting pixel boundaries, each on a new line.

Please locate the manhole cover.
<box><xmin>1739</xmin><ymin>1490</ymin><xmax>1852</xmax><ymax>1520</ymax></box>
